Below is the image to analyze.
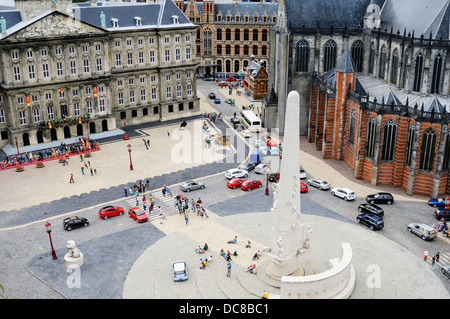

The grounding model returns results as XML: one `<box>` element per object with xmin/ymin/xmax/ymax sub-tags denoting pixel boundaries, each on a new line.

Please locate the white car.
<box><xmin>225</xmin><ymin>168</ymin><xmax>249</xmax><ymax>179</ymax></box>
<box><xmin>173</xmin><ymin>260</ymin><xmax>188</xmax><ymax>281</ymax></box>
<box><xmin>241</xmin><ymin>130</ymin><xmax>251</xmax><ymax>138</ymax></box>
<box><xmin>331</xmin><ymin>187</ymin><xmax>356</xmax><ymax>201</ymax></box>
<box><xmin>307</xmin><ymin>178</ymin><xmax>330</xmax><ymax>190</ymax></box>
<box><xmin>254</xmin><ymin>163</ymin><xmax>270</xmax><ymax>174</ymax></box>
<box><xmin>268</xmin><ymin>146</ymin><xmax>279</xmax><ymax>155</ymax></box>
<box><xmin>299</xmin><ymin>168</ymin><xmax>307</xmax><ymax>179</ymax></box>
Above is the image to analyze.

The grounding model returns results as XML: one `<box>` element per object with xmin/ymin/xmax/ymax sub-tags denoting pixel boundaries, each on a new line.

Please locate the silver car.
<box><xmin>441</xmin><ymin>265</ymin><xmax>450</xmax><ymax>279</ymax></box>
<box><xmin>307</xmin><ymin>178</ymin><xmax>330</xmax><ymax>190</ymax></box>
<box><xmin>407</xmin><ymin>223</ymin><xmax>436</xmax><ymax>240</ymax></box>
<box><xmin>180</xmin><ymin>181</ymin><xmax>205</xmax><ymax>192</ymax></box>
<box><xmin>254</xmin><ymin>163</ymin><xmax>270</xmax><ymax>174</ymax></box>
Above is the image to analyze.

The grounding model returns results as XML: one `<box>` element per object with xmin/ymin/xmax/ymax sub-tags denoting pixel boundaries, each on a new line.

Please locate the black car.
<box><xmin>269</xmin><ymin>172</ymin><xmax>280</xmax><ymax>182</ymax></box>
<box><xmin>366</xmin><ymin>192</ymin><xmax>394</xmax><ymax>205</ymax></box>
<box><xmin>230</xmin><ymin>117</ymin><xmax>240</xmax><ymax>124</ymax></box>
<box><xmin>239</xmin><ymin>162</ymin><xmax>256</xmax><ymax>172</ymax></box>
<box><xmin>208</xmin><ymin>93</ymin><xmax>216</xmax><ymax>99</ymax></box>
<box><xmin>63</xmin><ymin>216</ymin><xmax>89</xmax><ymax>231</ymax></box>
<box><xmin>434</xmin><ymin>208</ymin><xmax>450</xmax><ymax>220</ymax></box>
<box><xmin>233</xmin><ymin>123</ymin><xmax>245</xmax><ymax>131</ymax></box>
<box><xmin>357</xmin><ymin>214</ymin><xmax>384</xmax><ymax>230</ymax></box>
<box><xmin>358</xmin><ymin>203</ymin><xmax>384</xmax><ymax>217</ymax></box>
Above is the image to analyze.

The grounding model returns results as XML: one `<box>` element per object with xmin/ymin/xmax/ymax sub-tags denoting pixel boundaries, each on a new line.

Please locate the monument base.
<box><xmin>64</xmin><ymin>253</ymin><xmax>84</xmax><ymax>268</ymax></box>
<box><xmin>265</xmin><ymin>262</ymin><xmax>305</xmax><ymax>281</ymax></box>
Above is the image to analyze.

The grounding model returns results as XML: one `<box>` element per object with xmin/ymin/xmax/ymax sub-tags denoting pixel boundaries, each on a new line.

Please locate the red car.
<box><xmin>241</xmin><ymin>179</ymin><xmax>262</xmax><ymax>191</ymax></box>
<box><xmin>300</xmin><ymin>182</ymin><xmax>308</xmax><ymax>193</ymax></box>
<box><xmin>226</xmin><ymin>77</ymin><xmax>236</xmax><ymax>82</ymax></box>
<box><xmin>227</xmin><ymin>178</ymin><xmax>247</xmax><ymax>189</ymax></box>
<box><xmin>98</xmin><ymin>205</ymin><xmax>124</xmax><ymax>219</ymax></box>
<box><xmin>267</xmin><ymin>138</ymin><xmax>278</xmax><ymax>146</ymax></box>
<box><xmin>128</xmin><ymin>207</ymin><xmax>148</xmax><ymax>223</ymax></box>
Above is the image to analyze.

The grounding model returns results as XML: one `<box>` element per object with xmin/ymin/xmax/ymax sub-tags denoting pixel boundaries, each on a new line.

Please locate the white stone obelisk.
<box><xmin>264</xmin><ymin>91</ymin><xmax>309</xmax><ymax>278</ymax></box>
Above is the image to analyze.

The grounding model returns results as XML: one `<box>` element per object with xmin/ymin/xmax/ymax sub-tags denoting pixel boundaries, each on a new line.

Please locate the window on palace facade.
<box><xmin>244</xmin><ymin>29</ymin><xmax>249</xmax><ymax>41</ymax></box>
<box><xmin>226</xmin><ymin>29</ymin><xmax>231</xmax><ymax>41</ymax></box>
<box><xmin>369</xmin><ymin>42</ymin><xmax>375</xmax><ymax>75</ymax></box>
<box><xmin>217</xmin><ymin>60</ymin><xmax>222</xmax><ymax>73</ymax></box>
<box><xmin>404</xmin><ymin>124</ymin><xmax>415</xmax><ymax>166</ymax></box>
<box><xmin>348</xmin><ymin>109</ymin><xmax>356</xmax><ymax>144</ymax></box>
<box><xmin>390</xmin><ymin>49</ymin><xmax>399</xmax><ymax>85</ymax></box>
<box><xmin>351</xmin><ymin>40</ymin><xmax>364</xmax><ymax>72</ymax></box>
<box><xmin>235</xmin><ymin>45</ymin><xmax>240</xmax><ymax>56</ymax></box>
<box><xmin>442</xmin><ymin>131</ymin><xmax>450</xmax><ymax>170</ymax></box>
<box><xmin>253</xmin><ymin>29</ymin><xmax>258</xmax><ymax>41</ymax></box>
<box><xmin>431</xmin><ymin>54</ymin><xmax>443</xmax><ymax>94</ymax></box>
<box><xmin>217</xmin><ymin>28</ymin><xmax>222</xmax><ymax>40</ymax></box>
<box><xmin>296</xmin><ymin>40</ymin><xmax>309</xmax><ymax>72</ymax></box>
<box><xmin>261</xmin><ymin>45</ymin><xmax>267</xmax><ymax>56</ymax></box>
<box><xmin>203</xmin><ymin>29</ymin><xmax>212</xmax><ymax>56</ymax></box>
<box><xmin>252</xmin><ymin>45</ymin><xmax>258</xmax><ymax>56</ymax></box>
<box><xmin>226</xmin><ymin>45</ymin><xmax>231</xmax><ymax>55</ymax></box>
<box><xmin>235</xmin><ymin>29</ymin><xmax>240</xmax><ymax>41</ymax></box>
<box><xmin>381</xmin><ymin>119</ymin><xmax>397</xmax><ymax>161</ymax></box>
<box><xmin>419</xmin><ymin>126</ymin><xmax>437</xmax><ymax>171</ymax></box>
<box><xmin>365</xmin><ymin>117</ymin><xmax>377</xmax><ymax>158</ymax></box>
<box><xmin>244</xmin><ymin>45</ymin><xmax>249</xmax><ymax>55</ymax></box>
<box><xmin>323</xmin><ymin>40</ymin><xmax>337</xmax><ymax>72</ymax></box>
<box><xmin>217</xmin><ymin>45</ymin><xmax>222</xmax><ymax>55</ymax></box>
<box><xmin>262</xmin><ymin>29</ymin><xmax>268</xmax><ymax>41</ymax></box>
<box><xmin>413</xmin><ymin>52</ymin><xmax>424</xmax><ymax>92</ymax></box>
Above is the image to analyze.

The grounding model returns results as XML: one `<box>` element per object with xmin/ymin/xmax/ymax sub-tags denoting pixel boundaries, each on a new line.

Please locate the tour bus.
<box><xmin>241</xmin><ymin>110</ymin><xmax>262</xmax><ymax>132</ymax></box>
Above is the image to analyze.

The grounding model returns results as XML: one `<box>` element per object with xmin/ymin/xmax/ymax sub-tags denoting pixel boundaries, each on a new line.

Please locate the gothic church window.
<box><xmin>323</xmin><ymin>40</ymin><xmax>337</xmax><ymax>72</ymax></box>
<box><xmin>369</xmin><ymin>42</ymin><xmax>375</xmax><ymax>75</ymax></box>
<box><xmin>419</xmin><ymin>126</ymin><xmax>437</xmax><ymax>171</ymax></box>
<box><xmin>404</xmin><ymin>124</ymin><xmax>415</xmax><ymax>166</ymax></box>
<box><xmin>413</xmin><ymin>52</ymin><xmax>424</xmax><ymax>92</ymax></box>
<box><xmin>381</xmin><ymin>119</ymin><xmax>397</xmax><ymax>161</ymax></box>
<box><xmin>442</xmin><ymin>131</ymin><xmax>450</xmax><ymax>171</ymax></box>
<box><xmin>348</xmin><ymin>109</ymin><xmax>356</xmax><ymax>144</ymax></box>
<box><xmin>365</xmin><ymin>116</ymin><xmax>377</xmax><ymax>158</ymax></box>
<box><xmin>296</xmin><ymin>40</ymin><xmax>309</xmax><ymax>72</ymax></box>
<box><xmin>379</xmin><ymin>45</ymin><xmax>386</xmax><ymax>79</ymax></box>
<box><xmin>431</xmin><ymin>54</ymin><xmax>443</xmax><ymax>94</ymax></box>
<box><xmin>390</xmin><ymin>49</ymin><xmax>399</xmax><ymax>85</ymax></box>
<box><xmin>351</xmin><ymin>40</ymin><xmax>363</xmax><ymax>72</ymax></box>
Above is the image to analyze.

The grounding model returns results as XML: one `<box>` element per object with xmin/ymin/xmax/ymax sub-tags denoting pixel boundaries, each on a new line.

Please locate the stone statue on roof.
<box><xmin>0</xmin><ymin>17</ymin><xmax>6</xmax><ymax>34</ymax></box>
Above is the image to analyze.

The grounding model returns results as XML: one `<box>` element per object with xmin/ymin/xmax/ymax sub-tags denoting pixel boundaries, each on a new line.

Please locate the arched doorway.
<box><xmin>102</xmin><ymin>120</ymin><xmax>108</xmax><ymax>132</ymax></box>
<box><xmin>76</xmin><ymin>124</ymin><xmax>83</xmax><ymax>136</ymax></box>
<box><xmin>22</xmin><ymin>133</ymin><xmax>30</xmax><ymax>146</ymax></box>
<box><xmin>37</xmin><ymin>131</ymin><xmax>44</xmax><ymax>144</ymax></box>
<box><xmin>50</xmin><ymin>128</ymin><xmax>57</xmax><ymax>141</ymax></box>
<box><xmin>64</xmin><ymin>126</ymin><xmax>71</xmax><ymax>139</ymax></box>
<box><xmin>89</xmin><ymin>122</ymin><xmax>96</xmax><ymax>134</ymax></box>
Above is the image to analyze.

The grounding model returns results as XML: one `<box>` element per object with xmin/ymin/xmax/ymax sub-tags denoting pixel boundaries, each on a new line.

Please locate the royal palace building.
<box><xmin>268</xmin><ymin>0</ymin><xmax>450</xmax><ymax>197</ymax></box>
<box><xmin>0</xmin><ymin>0</ymin><xmax>200</xmax><ymax>150</ymax></box>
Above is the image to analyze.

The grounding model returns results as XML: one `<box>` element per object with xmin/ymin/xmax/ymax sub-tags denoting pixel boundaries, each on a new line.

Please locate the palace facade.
<box><xmin>0</xmin><ymin>0</ymin><xmax>200</xmax><ymax>149</ymax></box>
<box><xmin>268</xmin><ymin>0</ymin><xmax>450</xmax><ymax>197</ymax></box>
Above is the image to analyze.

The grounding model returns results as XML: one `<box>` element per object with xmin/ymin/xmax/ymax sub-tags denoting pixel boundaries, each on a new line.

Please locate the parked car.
<box><xmin>233</xmin><ymin>123</ymin><xmax>245</xmax><ymax>131</ymax></box>
<box><xmin>331</xmin><ymin>187</ymin><xmax>356</xmax><ymax>201</ymax></box>
<box><xmin>300</xmin><ymin>181</ymin><xmax>308</xmax><ymax>193</ymax></box>
<box><xmin>180</xmin><ymin>180</ymin><xmax>205</xmax><ymax>192</ymax></box>
<box><xmin>358</xmin><ymin>203</ymin><xmax>384</xmax><ymax>217</ymax></box>
<box><xmin>441</xmin><ymin>265</ymin><xmax>450</xmax><ymax>279</ymax></box>
<box><xmin>241</xmin><ymin>130</ymin><xmax>252</xmax><ymax>138</ymax></box>
<box><xmin>203</xmin><ymin>77</ymin><xmax>214</xmax><ymax>81</ymax></box>
<box><xmin>173</xmin><ymin>260</ymin><xmax>188</xmax><ymax>281</ymax></box>
<box><xmin>407</xmin><ymin>223</ymin><xmax>436</xmax><ymax>240</ymax></box>
<box><xmin>254</xmin><ymin>163</ymin><xmax>270</xmax><ymax>174</ymax></box>
<box><xmin>366</xmin><ymin>192</ymin><xmax>394</xmax><ymax>205</ymax></box>
<box><xmin>428</xmin><ymin>198</ymin><xmax>447</xmax><ymax>207</ymax></box>
<box><xmin>268</xmin><ymin>146</ymin><xmax>279</xmax><ymax>156</ymax></box>
<box><xmin>357</xmin><ymin>214</ymin><xmax>384</xmax><ymax>230</ymax></box>
<box><xmin>208</xmin><ymin>93</ymin><xmax>216</xmax><ymax>99</ymax></box>
<box><xmin>227</xmin><ymin>178</ymin><xmax>247</xmax><ymax>189</ymax></box>
<box><xmin>266</xmin><ymin>138</ymin><xmax>278</xmax><ymax>146</ymax></box>
<box><xmin>226</xmin><ymin>77</ymin><xmax>236</xmax><ymax>82</ymax></box>
<box><xmin>240</xmin><ymin>179</ymin><xmax>262</xmax><ymax>191</ymax></box>
<box><xmin>307</xmin><ymin>178</ymin><xmax>330</xmax><ymax>190</ymax></box>
<box><xmin>434</xmin><ymin>208</ymin><xmax>450</xmax><ymax>220</ymax></box>
<box><xmin>214</xmin><ymin>98</ymin><xmax>221</xmax><ymax>104</ymax></box>
<box><xmin>230</xmin><ymin>117</ymin><xmax>240</xmax><ymax>124</ymax></box>
<box><xmin>239</xmin><ymin>162</ymin><xmax>256</xmax><ymax>172</ymax></box>
<box><xmin>225</xmin><ymin>168</ymin><xmax>248</xmax><ymax>179</ymax></box>
<box><xmin>269</xmin><ymin>172</ymin><xmax>280</xmax><ymax>182</ymax></box>
<box><xmin>98</xmin><ymin>205</ymin><xmax>124</xmax><ymax>220</ymax></box>
<box><xmin>128</xmin><ymin>207</ymin><xmax>148</xmax><ymax>223</ymax></box>
<box><xmin>63</xmin><ymin>216</ymin><xmax>89</xmax><ymax>231</ymax></box>
<box><xmin>299</xmin><ymin>168</ymin><xmax>307</xmax><ymax>179</ymax></box>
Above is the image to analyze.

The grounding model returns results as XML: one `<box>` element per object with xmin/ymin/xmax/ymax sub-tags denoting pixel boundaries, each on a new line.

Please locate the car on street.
<box><xmin>214</xmin><ymin>98</ymin><xmax>221</xmax><ymax>104</ymax></box>
<box><xmin>366</xmin><ymin>192</ymin><xmax>394</xmax><ymax>205</ymax></box>
<box><xmin>268</xmin><ymin>146</ymin><xmax>279</xmax><ymax>155</ymax></box>
<box><xmin>442</xmin><ymin>265</ymin><xmax>450</xmax><ymax>279</ymax></box>
<box><xmin>180</xmin><ymin>180</ymin><xmax>205</xmax><ymax>192</ymax></box>
<box><xmin>230</xmin><ymin>117</ymin><xmax>240</xmax><ymax>124</ymax></box>
<box><xmin>203</xmin><ymin>77</ymin><xmax>214</xmax><ymax>81</ymax></box>
<box><xmin>233</xmin><ymin>123</ymin><xmax>245</xmax><ymax>131</ymax></box>
<box><xmin>254</xmin><ymin>163</ymin><xmax>270</xmax><ymax>174</ymax></box>
<box><xmin>173</xmin><ymin>260</ymin><xmax>188</xmax><ymax>281</ymax></box>
<box><xmin>266</xmin><ymin>138</ymin><xmax>278</xmax><ymax>146</ymax></box>
<box><xmin>434</xmin><ymin>208</ymin><xmax>450</xmax><ymax>220</ymax></box>
<box><xmin>300</xmin><ymin>182</ymin><xmax>308</xmax><ymax>193</ymax></box>
<box><xmin>428</xmin><ymin>198</ymin><xmax>447</xmax><ymax>207</ymax></box>
<box><xmin>357</xmin><ymin>214</ymin><xmax>384</xmax><ymax>230</ymax></box>
<box><xmin>98</xmin><ymin>205</ymin><xmax>124</xmax><ymax>220</ymax></box>
<box><xmin>239</xmin><ymin>162</ymin><xmax>256</xmax><ymax>172</ymax></box>
<box><xmin>299</xmin><ymin>168</ymin><xmax>307</xmax><ymax>179</ymax></box>
<box><xmin>269</xmin><ymin>172</ymin><xmax>280</xmax><ymax>182</ymax></box>
<box><xmin>407</xmin><ymin>223</ymin><xmax>436</xmax><ymax>240</ymax></box>
<box><xmin>227</xmin><ymin>178</ymin><xmax>247</xmax><ymax>189</ymax></box>
<box><xmin>307</xmin><ymin>178</ymin><xmax>330</xmax><ymax>190</ymax></box>
<box><xmin>331</xmin><ymin>187</ymin><xmax>356</xmax><ymax>201</ymax></box>
<box><xmin>226</xmin><ymin>77</ymin><xmax>236</xmax><ymax>82</ymax></box>
<box><xmin>128</xmin><ymin>207</ymin><xmax>148</xmax><ymax>223</ymax></box>
<box><xmin>63</xmin><ymin>216</ymin><xmax>89</xmax><ymax>231</ymax></box>
<box><xmin>240</xmin><ymin>179</ymin><xmax>262</xmax><ymax>191</ymax></box>
<box><xmin>208</xmin><ymin>93</ymin><xmax>216</xmax><ymax>99</ymax></box>
<box><xmin>358</xmin><ymin>203</ymin><xmax>384</xmax><ymax>217</ymax></box>
<box><xmin>225</xmin><ymin>168</ymin><xmax>248</xmax><ymax>179</ymax></box>
<box><xmin>241</xmin><ymin>130</ymin><xmax>252</xmax><ymax>138</ymax></box>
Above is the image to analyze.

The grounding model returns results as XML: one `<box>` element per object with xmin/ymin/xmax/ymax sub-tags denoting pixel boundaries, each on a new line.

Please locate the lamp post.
<box><xmin>123</xmin><ymin>117</ymin><xmax>129</xmax><ymax>140</ymax></box>
<box><xmin>264</xmin><ymin>166</ymin><xmax>270</xmax><ymax>196</ymax></box>
<box><xmin>444</xmin><ymin>196</ymin><xmax>450</xmax><ymax>228</ymax></box>
<box><xmin>44</xmin><ymin>222</ymin><xmax>57</xmax><ymax>260</ymax></box>
<box><xmin>127</xmin><ymin>144</ymin><xmax>133</xmax><ymax>170</ymax></box>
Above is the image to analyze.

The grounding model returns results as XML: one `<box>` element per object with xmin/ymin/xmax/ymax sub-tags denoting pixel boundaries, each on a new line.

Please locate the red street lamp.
<box><xmin>44</xmin><ymin>221</ymin><xmax>58</xmax><ymax>260</ymax></box>
<box><xmin>14</xmin><ymin>136</ymin><xmax>19</xmax><ymax>157</ymax></box>
<box><xmin>123</xmin><ymin>117</ymin><xmax>129</xmax><ymax>140</ymax></box>
<box><xmin>127</xmin><ymin>144</ymin><xmax>133</xmax><ymax>170</ymax></box>
<box><xmin>444</xmin><ymin>197</ymin><xmax>450</xmax><ymax>228</ymax></box>
<box><xmin>264</xmin><ymin>166</ymin><xmax>270</xmax><ymax>196</ymax></box>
